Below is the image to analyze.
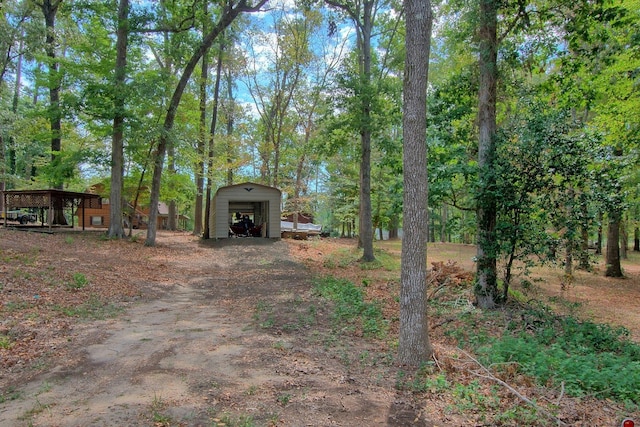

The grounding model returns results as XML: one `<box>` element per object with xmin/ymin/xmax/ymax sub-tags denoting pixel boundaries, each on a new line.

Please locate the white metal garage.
<box><xmin>209</xmin><ymin>182</ymin><xmax>281</xmax><ymax>239</ymax></box>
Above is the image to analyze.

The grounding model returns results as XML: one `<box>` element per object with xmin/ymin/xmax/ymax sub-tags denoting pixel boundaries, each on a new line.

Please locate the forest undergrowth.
<box><xmin>292</xmin><ymin>237</ymin><xmax>640</xmax><ymax>426</ymax></box>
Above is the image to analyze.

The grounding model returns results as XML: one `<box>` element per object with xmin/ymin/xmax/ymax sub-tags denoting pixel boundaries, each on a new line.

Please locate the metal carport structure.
<box><xmin>2</xmin><ymin>189</ymin><xmax>102</xmax><ymax>231</ymax></box>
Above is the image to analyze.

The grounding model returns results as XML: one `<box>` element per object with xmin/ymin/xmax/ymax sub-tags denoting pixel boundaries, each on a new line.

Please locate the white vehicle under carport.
<box><xmin>2</xmin><ymin>210</ymin><xmax>38</xmax><ymax>224</ymax></box>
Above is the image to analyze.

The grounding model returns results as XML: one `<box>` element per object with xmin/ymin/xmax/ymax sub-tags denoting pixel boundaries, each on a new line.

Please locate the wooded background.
<box><xmin>1</xmin><ymin>0</ymin><xmax>638</xmax><ymax>311</ymax></box>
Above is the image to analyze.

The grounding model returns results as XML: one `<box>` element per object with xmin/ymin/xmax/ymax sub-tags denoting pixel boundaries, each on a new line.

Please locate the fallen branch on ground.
<box><xmin>457</xmin><ymin>348</ymin><xmax>568</xmax><ymax>427</ymax></box>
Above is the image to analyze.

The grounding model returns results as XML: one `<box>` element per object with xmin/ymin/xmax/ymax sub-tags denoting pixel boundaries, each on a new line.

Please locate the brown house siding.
<box><xmin>77</xmin><ymin>200</ymin><xmax>111</xmax><ymax>228</ymax></box>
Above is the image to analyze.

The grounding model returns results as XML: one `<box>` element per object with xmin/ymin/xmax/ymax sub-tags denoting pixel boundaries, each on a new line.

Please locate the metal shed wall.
<box><xmin>210</xmin><ymin>182</ymin><xmax>281</xmax><ymax>239</ymax></box>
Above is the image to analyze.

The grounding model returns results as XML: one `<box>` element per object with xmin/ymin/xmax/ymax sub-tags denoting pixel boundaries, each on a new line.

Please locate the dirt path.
<box><xmin>1</xmin><ymin>234</ymin><xmax>424</xmax><ymax>427</ymax></box>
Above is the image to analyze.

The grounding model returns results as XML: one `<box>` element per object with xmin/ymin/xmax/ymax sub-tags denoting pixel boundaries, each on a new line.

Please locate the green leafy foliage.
<box><xmin>312</xmin><ymin>276</ymin><xmax>387</xmax><ymax>338</ymax></box>
<box><xmin>475</xmin><ymin>308</ymin><xmax>640</xmax><ymax>402</ymax></box>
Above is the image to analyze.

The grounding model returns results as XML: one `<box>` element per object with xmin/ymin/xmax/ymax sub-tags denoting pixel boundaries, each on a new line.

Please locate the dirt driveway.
<box><xmin>0</xmin><ymin>232</ymin><xmax>424</xmax><ymax>427</ymax></box>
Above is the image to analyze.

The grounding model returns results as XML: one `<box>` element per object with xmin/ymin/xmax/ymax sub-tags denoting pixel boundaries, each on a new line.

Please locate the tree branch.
<box><xmin>458</xmin><ymin>348</ymin><xmax>568</xmax><ymax>426</ymax></box>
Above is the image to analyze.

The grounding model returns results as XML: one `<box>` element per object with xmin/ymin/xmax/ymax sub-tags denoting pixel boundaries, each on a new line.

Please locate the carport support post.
<box><xmin>48</xmin><ymin>193</ymin><xmax>53</xmax><ymax>232</ymax></box>
<box><xmin>3</xmin><ymin>192</ymin><xmax>7</xmax><ymax>228</ymax></box>
<box><xmin>82</xmin><ymin>197</ymin><xmax>86</xmax><ymax>230</ymax></box>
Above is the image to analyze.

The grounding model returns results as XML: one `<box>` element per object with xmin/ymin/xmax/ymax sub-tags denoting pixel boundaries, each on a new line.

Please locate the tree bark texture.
<box><xmin>108</xmin><ymin>0</ymin><xmax>129</xmax><ymax>239</ymax></box>
<box><xmin>398</xmin><ymin>0</ymin><xmax>433</xmax><ymax>367</ymax></box>
<box><xmin>605</xmin><ymin>211</ymin><xmax>623</xmax><ymax>277</ymax></box>
<box><xmin>596</xmin><ymin>211</ymin><xmax>603</xmax><ymax>255</ymax></box>
<box><xmin>475</xmin><ymin>0</ymin><xmax>498</xmax><ymax>308</ymax></box>
<box><xmin>194</xmin><ymin>55</ymin><xmax>207</xmax><ymax>236</ymax></box>
<box><xmin>620</xmin><ymin>218</ymin><xmax>628</xmax><ymax>260</ymax></box>
<box><xmin>40</xmin><ymin>0</ymin><xmax>67</xmax><ymax>225</ymax></box>
<box><xmin>40</xmin><ymin>0</ymin><xmax>63</xmax><ymax>188</ymax></box>
<box><xmin>578</xmin><ymin>224</ymin><xmax>590</xmax><ymax>270</ymax></box>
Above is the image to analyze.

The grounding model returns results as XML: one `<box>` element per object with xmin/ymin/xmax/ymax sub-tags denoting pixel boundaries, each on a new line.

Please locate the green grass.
<box><xmin>0</xmin><ymin>386</ymin><xmax>22</xmax><ymax>403</ymax></box>
<box><xmin>212</xmin><ymin>413</ymin><xmax>256</xmax><ymax>427</ymax></box>
<box><xmin>360</xmin><ymin>248</ymin><xmax>401</xmax><ymax>271</ymax></box>
<box><xmin>66</xmin><ymin>272</ymin><xmax>89</xmax><ymax>290</ymax></box>
<box><xmin>312</xmin><ymin>276</ymin><xmax>387</xmax><ymax>338</ymax></box>
<box><xmin>322</xmin><ymin>247</ymin><xmax>359</xmax><ymax>268</ymax></box>
<box><xmin>253</xmin><ymin>300</ymin><xmax>275</xmax><ymax>329</ymax></box>
<box><xmin>53</xmin><ymin>295</ymin><xmax>123</xmax><ymax>320</ymax></box>
<box><xmin>0</xmin><ymin>334</ymin><xmax>13</xmax><ymax>349</ymax></box>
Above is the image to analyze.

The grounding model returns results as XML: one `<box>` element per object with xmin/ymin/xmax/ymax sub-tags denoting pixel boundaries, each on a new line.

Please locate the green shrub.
<box><xmin>476</xmin><ymin>308</ymin><xmax>640</xmax><ymax>402</ymax></box>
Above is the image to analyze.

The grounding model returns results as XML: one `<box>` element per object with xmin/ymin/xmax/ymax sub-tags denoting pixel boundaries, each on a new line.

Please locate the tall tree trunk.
<box><xmin>203</xmin><ymin>36</ymin><xmax>225</xmax><ymax>240</ymax></box>
<box><xmin>6</xmin><ymin>34</ymin><xmax>24</xmax><ymax>190</ymax></box>
<box><xmin>605</xmin><ymin>211</ymin><xmax>623</xmax><ymax>277</ymax></box>
<box><xmin>634</xmin><ymin>226</ymin><xmax>639</xmax><ymax>252</ymax></box>
<box><xmin>108</xmin><ymin>0</ymin><xmax>129</xmax><ymax>239</ymax></box>
<box><xmin>1</xmin><ymin>34</ymin><xmax>24</xmax><ymax>211</ymax></box>
<box><xmin>293</xmin><ymin>153</ymin><xmax>305</xmax><ymax>231</ymax></box>
<box><xmin>40</xmin><ymin>0</ymin><xmax>67</xmax><ymax>225</ymax></box>
<box><xmin>194</xmin><ymin>2</ymin><xmax>210</xmax><ymax>237</ymax></box>
<box><xmin>41</xmin><ymin>0</ymin><xmax>62</xmax><ymax>186</ymax></box>
<box><xmin>358</xmin><ymin>1</ymin><xmax>375</xmax><ymax>262</ymax></box>
<box><xmin>398</xmin><ymin>0</ymin><xmax>433</xmax><ymax>367</ymax></box>
<box><xmin>146</xmin><ymin>0</ymin><xmax>267</xmax><ymax>246</ymax></box>
<box><xmin>0</xmin><ymin>134</ymin><xmax>4</xmax><ymax>212</ymax></box>
<box><xmin>475</xmin><ymin>0</ymin><xmax>498</xmax><ymax>309</ymax></box>
<box><xmin>323</xmin><ymin>0</ymin><xmax>375</xmax><ymax>260</ymax></box>
<box><xmin>225</xmin><ymin>69</ymin><xmax>235</xmax><ymax>185</ymax></box>
<box><xmin>194</xmin><ymin>56</ymin><xmax>207</xmax><ymax>236</ymax></box>
<box><xmin>596</xmin><ymin>211</ymin><xmax>603</xmax><ymax>255</ymax></box>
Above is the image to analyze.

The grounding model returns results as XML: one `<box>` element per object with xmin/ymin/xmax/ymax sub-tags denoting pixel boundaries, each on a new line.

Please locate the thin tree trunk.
<box><xmin>441</xmin><ymin>204</ymin><xmax>447</xmax><ymax>243</ymax></box>
<box><xmin>398</xmin><ymin>0</ymin><xmax>433</xmax><ymax>367</ymax></box>
<box><xmin>1</xmin><ymin>34</ymin><xmax>24</xmax><ymax>210</ymax></box>
<box><xmin>146</xmin><ymin>0</ymin><xmax>267</xmax><ymax>246</ymax></box>
<box><xmin>108</xmin><ymin>0</ymin><xmax>129</xmax><ymax>239</ymax></box>
<box><xmin>193</xmin><ymin>2</ymin><xmax>210</xmax><ymax>237</ymax></box>
<box><xmin>203</xmin><ymin>36</ymin><xmax>225</xmax><ymax>240</ymax></box>
<box><xmin>293</xmin><ymin>153</ymin><xmax>305</xmax><ymax>231</ymax></box>
<box><xmin>358</xmin><ymin>2</ymin><xmax>375</xmax><ymax>262</ymax></box>
<box><xmin>634</xmin><ymin>226</ymin><xmax>639</xmax><ymax>252</ymax></box>
<box><xmin>225</xmin><ymin>69</ymin><xmax>235</xmax><ymax>185</ymax></box>
<box><xmin>596</xmin><ymin>211</ymin><xmax>603</xmax><ymax>255</ymax></box>
<box><xmin>194</xmin><ymin>57</ymin><xmax>207</xmax><ymax>236</ymax></box>
<box><xmin>0</xmin><ymin>135</ymin><xmax>4</xmax><ymax>212</ymax></box>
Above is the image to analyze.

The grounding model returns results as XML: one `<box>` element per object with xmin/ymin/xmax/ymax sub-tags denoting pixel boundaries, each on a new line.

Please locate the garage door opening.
<box><xmin>209</xmin><ymin>182</ymin><xmax>281</xmax><ymax>239</ymax></box>
<box><xmin>228</xmin><ymin>201</ymin><xmax>269</xmax><ymax>237</ymax></box>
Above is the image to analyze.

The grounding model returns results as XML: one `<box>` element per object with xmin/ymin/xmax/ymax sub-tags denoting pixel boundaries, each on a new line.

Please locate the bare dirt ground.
<box><xmin>0</xmin><ymin>230</ymin><xmax>423</xmax><ymax>427</ymax></box>
<box><xmin>1</xmin><ymin>230</ymin><xmax>639</xmax><ymax>426</ymax></box>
